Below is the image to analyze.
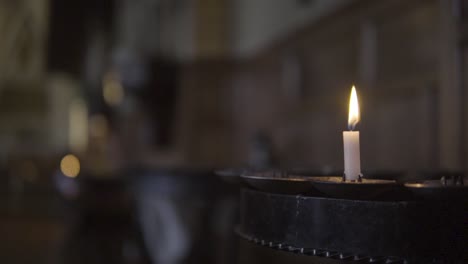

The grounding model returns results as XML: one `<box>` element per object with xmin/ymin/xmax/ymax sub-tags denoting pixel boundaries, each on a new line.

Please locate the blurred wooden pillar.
<box><xmin>439</xmin><ymin>0</ymin><xmax>463</xmax><ymax>170</ymax></box>
<box><xmin>194</xmin><ymin>0</ymin><xmax>231</xmax><ymax>58</ymax></box>
<box><xmin>461</xmin><ymin>0</ymin><xmax>468</xmax><ymax>170</ymax></box>
<box><xmin>177</xmin><ymin>61</ymin><xmax>235</xmax><ymax>167</ymax></box>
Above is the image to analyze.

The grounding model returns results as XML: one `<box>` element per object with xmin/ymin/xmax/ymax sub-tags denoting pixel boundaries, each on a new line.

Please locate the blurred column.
<box><xmin>462</xmin><ymin>0</ymin><xmax>468</xmax><ymax>170</ymax></box>
<box><xmin>439</xmin><ymin>0</ymin><xmax>463</xmax><ymax>170</ymax></box>
<box><xmin>194</xmin><ymin>0</ymin><xmax>231</xmax><ymax>58</ymax></box>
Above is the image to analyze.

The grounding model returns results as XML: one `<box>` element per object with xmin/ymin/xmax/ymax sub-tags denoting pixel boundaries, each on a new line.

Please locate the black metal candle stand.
<box><xmin>235</xmin><ymin>171</ymin><xmax>468</xmax><ymax>263</ymax></box>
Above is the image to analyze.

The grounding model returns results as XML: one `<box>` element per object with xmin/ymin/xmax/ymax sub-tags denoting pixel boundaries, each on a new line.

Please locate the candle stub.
<box><xmin>343</xmin><ymin>131</ymin><xmax>361</xmax><ymax>180</ymax></box>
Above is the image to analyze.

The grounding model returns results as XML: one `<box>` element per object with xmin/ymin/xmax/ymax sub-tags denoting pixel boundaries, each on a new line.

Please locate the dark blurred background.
<box><xmin>0</xmin><ymin>0</ymin><xmax>467</xmax><ymax>263</ymax></box>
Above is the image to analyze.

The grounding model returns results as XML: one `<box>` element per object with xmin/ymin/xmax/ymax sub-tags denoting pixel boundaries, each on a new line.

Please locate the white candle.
<box><xmin>343</xmin><ymin>86</ymin><xmax>361</xmax><ymax>181</ymax></box>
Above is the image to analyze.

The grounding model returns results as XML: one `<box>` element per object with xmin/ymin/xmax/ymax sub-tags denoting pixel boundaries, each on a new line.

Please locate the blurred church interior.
<box><xmin>0</xmin><ymin>0</ymin><xmax>467</xmax><ymax>263</ymax></box>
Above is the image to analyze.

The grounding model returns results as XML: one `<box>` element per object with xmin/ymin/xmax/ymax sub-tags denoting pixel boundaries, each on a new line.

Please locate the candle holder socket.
<box><xmin>342</xmin><ymin>173</ymin><xmax>363</xmax><ymax>182</ymax></box>
<box><xmin>404</xmin><ymin>175</ymin><xmax>468</xmax><ymax>201</ymax></box>
<box><xmin>309</xmin><ymin>175</ymin><xmax>398</xmax><ymax>200</ymax></box>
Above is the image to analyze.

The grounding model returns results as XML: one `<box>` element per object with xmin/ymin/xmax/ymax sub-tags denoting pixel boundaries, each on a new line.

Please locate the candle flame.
<box><xmin>348</xmin><ymin>85</ymin><xmax>360</xmax><ymax>130</ymax></box>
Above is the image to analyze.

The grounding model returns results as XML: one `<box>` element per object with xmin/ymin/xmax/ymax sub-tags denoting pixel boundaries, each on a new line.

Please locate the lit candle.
<box><xmin>343</xmin><ymin>86</ymin><xmax>361</xmax><ymax>181</ymax></box>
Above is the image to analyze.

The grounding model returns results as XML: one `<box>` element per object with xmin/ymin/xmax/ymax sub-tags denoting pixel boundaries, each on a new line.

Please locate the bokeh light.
<box><xmin>60</xmin><ymin>154</ymin><xmax>80</xmax><ymax>178</ymax></box>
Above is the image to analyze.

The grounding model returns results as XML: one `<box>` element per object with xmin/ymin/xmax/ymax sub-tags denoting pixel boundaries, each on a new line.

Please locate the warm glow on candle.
<box><xmin>348</xmin><ymin>86</ymin><xmax>360</xmax><ymax>130</ymax></box>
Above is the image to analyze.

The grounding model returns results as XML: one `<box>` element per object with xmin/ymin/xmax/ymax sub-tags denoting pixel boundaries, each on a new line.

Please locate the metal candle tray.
<box><xmin>238</xmin><ymin>188</ymin><xmax>468</xmax><ymax>263</ymax></box>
